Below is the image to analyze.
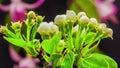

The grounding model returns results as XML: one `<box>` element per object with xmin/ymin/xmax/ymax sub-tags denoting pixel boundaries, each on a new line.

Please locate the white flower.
<box><xmin>49</xmin><ymin>22</ymin><xmax>59</xmax><ymax>33</ymax></box>
<box><xmin>37</xmin><ymin>22</ymin><xmax>50</xmax><ymax>35</ymax></box>
<box><xmin>104</xmin><ymin>28</ymin><xmax>113</xmax><ymax>38</ymax></box>
<box><xmin>97</xmin><ymin>23</ymin><xmax>107</xmax><ymax>33</ymax></box>
<box><xmin>89</xmin><ymin>18</ymin><xmax>98</xmax><ymax>25</ymax></box>
<box><xmin>100</xmin><ymin>23</ymin><xmax>107</xmax><ymax>28</ymax></box>
<box><xmin>79</xmin><ymin>15</ymin><xmax>89</xmax><ymax>24</ymax></box>
<box><xmin>77</xmin><ymin>12</ymin><xmax>86</xmax><ymax>19</ymax></box>
<box><xmin>54</xmin><ymin>15</ymin><xmax>66</xmax><ymax>26</ymax></box>
<box><xmin>66</xmin><ymin>10</ymin><xmax>77</xmax><ymax>23</ymax></box>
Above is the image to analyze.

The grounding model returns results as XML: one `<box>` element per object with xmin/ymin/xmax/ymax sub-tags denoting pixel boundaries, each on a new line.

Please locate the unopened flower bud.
<box><xmin>37</xmin><ymin>22</ymin><xmax>50</xmax><ymax>35</ymax></box>
<box><xmin>11</xmin><ymin>21</ymin><xmax>21</xmax><ymax>29</ymax></box>
<box><xmin>89</xmin><ymin>18</ymin><xmax>98</xmax><ymax>25</ymax></box>
<box><xmin>104</xmin><ymin>28</ymin><xmax>113</xmax><ymax>38</ymax></box>
<box><xmin>27</xmin><ymin>11</ymin><xmax>36</xmax><ymax>19</ymax></box>
<box><xmin>54</xmin><ymin>15</ymin><xmax>66</xmax><ymax>26</ymax></box>
<box><xmin>98</xmin><ymin>23</ymin><xmax>107</xmax><ymax>32</ymax></box>
<box><xmin>49</xmin><ymin>22</ymin><xmax>59</xmax><ymax>33</ymax></box>
<box><xmin>0</xmin><ymin>26</ymin><xmax>6</xmax><ymax>33</ymax></box>
<box><xmin>79</xmin><ymin>15</ymin><xmax>89</xmax><ymax>24</ymax></box>
<box><xmin>77</xmin><ymin>12</ymin><xmax>86</xmax><ymax>19</ymax></box>
<box><xmin>59</xmin><ymin>40</ymin><xmax>65</xmax><ymax>47</ymax></box>
<box><xmin>36</xmin><ymin>16</ymin><xmax>44</xmax><ymax>23</ymax></box>
<box><xmin>66</xmin><ymin>10</ymin><xmax>77</xmax><ymax>23</ymax></box>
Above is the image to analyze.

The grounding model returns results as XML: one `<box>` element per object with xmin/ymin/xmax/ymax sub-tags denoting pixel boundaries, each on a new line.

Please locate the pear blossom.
<box><xmin>66</xmin><ymin>10</ymin><xmax>77</xmax><ymax>23</ymax></box>
<box><xmin>9</xmin><ymin>46</ymin><xmax>40</xmax><ymax>68</ymax></box>
<box><xmin>105</xmin><ymin>28</ymin><xmax>113</xmax><ymax>38</ymax></box>
<box><xmin>66</xmin><ymin>10</ymin><xmax>76</xmax><ymax>20</ymax></box>
<box><xmin>0</xmin><ymin>0</ymin><xmax>45</xmax><ymax>22</ymax></box>
<box><xmin>78</xmin><ymin>15</ymin><xmax>89</xmax><ymax>24</ymax></box>
<box><xmin>89</xmin><ymin>18</ymin><xmax>98</xmax><ymax>25</ymax></box>
<box><xmin>54</xmin><ymin>15</ymin><xmax>66</xmax><ymax>26</ymax></box>
<box><xmin>49</xmin><ymin>22</ymin><xmax>59</xmax><ymax>33</ymax></box>
<box><xmin>37</xmin><ymin>22</ymin><xmax>50</xmax><ymax>35</ymax></box>
<box><xmin>77</xmin><ymin>12</ymin><xmax>86</xmax><ymax>19</ymax></box>
<box><xmin>94</xmin><ymin>0</ymin><xmax>118</xmax><ymax>24</ymax></box>
<box><xmin>38</xmin><ymin>22</ymin><xmax>58</xmax><ymax>35</ymax></box>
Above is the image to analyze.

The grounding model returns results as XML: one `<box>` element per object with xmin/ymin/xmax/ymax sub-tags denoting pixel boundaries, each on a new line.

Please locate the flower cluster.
<box><xmin>38</xmin><ymin>22</ymin><xmax>58</xmax><ymax>35</ymax></box>
<box><xmin>0</xmin><ymin>10</ymin><xmax>117</xmax><ymax>68</ymax></box>
<box><xmin>94</xmin><ymin>0</ymin><xmax>118</xmax><ymax>24</ymax></box>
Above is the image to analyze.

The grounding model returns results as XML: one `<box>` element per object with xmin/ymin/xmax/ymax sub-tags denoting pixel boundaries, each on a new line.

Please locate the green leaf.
<box><xmin>43</xmin><ymin>54</ymin><xmax>61</xmax><ymax>64</ymax></box>
<box><xmin>26</xmin><ymin>41</ymin><xmax>40</xmax><ymax>56</ymax></box>
<box><xmin>42</xmin><ymin>33</ymin><xmax>61</xmax><ymax>54</ymax></box>
<box><xmin>50</xmin><ymin>54</ymin><xmax>62</xmax><ymax>67</ymax></box>
<box><xmin>81</xmin><ymin>40</ymin><xmax>100</xmax><ymax>56</ymax></box>
<box><xmin>6</xmin><ymin>29</ymin><xmax>19</xmax><ymax>39</ymax></box>
<box><xmin>75</xmin><ymin>27</ymin><xmax>87</xmax><ymax>50</ymax></box>
<box><xmin>60</xmin><ymin>51</ymin><xmax>74</xmax><ymax>68</ymax></box>
<box><xmin>85</xmin><ymin>32</ymin><xmax>96</xmax><ymax>45</ymax></box>
<box><xmin>79</xmin><ymin>53</ymin><xmax>118</xmax><ymax>68</ymax></box>
<box><xmin>4</xmin><ymin>37</ymin><xmax>26</xmax><ymax>48</ymax></box>
<box><xmin>30</xmin><ymin>16</ymin><xmax>43</xmax><ymax>40</ymax></box>
<box><xmin>69</xmin><ymin>0</ymin><xmax>99</xmax><ymax>21</ymax></box>
<box><xmin>30</xmin><ymin>24</ymin><xmax>38</xmax><ymax>40</ymax></box>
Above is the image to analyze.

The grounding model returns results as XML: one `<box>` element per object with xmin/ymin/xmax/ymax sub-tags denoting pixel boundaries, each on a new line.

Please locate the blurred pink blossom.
<box><xmin>0</xmin><ymin>0</ymin><xmax>45</xmax><ymax>22</ymax></box>
<box><xmin>94</xmin><ymin>0</ymin><xmax>118</xmax><ymax>24</ymax></box>
<box><xmin>9</xmin><ymin>46</ymin><xmax>40</xmax><ymax>68</ymax></box>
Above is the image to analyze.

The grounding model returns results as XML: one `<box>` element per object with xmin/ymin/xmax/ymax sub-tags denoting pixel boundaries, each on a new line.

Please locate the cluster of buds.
<box><xmin>37</xmin><ymin>22</ymin><xmax>58</xmax><ymax>35</ymax></box>
<box><xmin>74</xmin><ymin>11</ymin><xmax>113</xmax><ymax>38</ymax></box>
<box><xmin>53</xmin><ymin>10</ymin><xmax>113</xmax><ymax>38</ymax></box>
<box><xmin>54</xmin><ymin>10</ymin><xmax>77</xmax><ymax>26</ymax></box>
<box><xmin>0</xmin><ymin>10</ymin><xmax>115</xmax><ymax>68</ymax></box>
<box><xmin>11</xmin><ymin>21</ymin><xmax>22</xmax><ymax>30</ymax></box>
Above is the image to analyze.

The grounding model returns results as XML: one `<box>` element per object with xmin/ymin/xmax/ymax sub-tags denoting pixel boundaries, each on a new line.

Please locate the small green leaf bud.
<box><xmin>36</xmin><ymin>16</ymin><xmax>44</xmax><ymax>23</ymax></box>
<box><xmin>0</xmin><ymin>26</ymin><xmax>6</xmax><ymax>33</ymax></box>
<box><xmin>11</xmin><ymin>21</ymin><xmax>22</xmax><ymax>29</ymax></box>
<box><xmin>27</xmin><ymin>11</ymin><xmax>36</xmax><ymax>19</ymax></box>
<box><xmin>59</xmin><ymin>40</ymin><xmax>65</xmax><ymax>47</ymax></box>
